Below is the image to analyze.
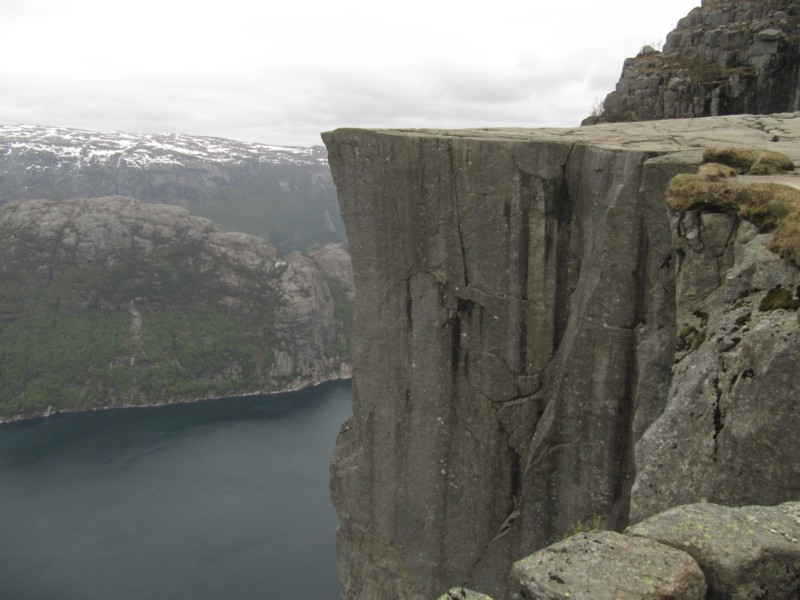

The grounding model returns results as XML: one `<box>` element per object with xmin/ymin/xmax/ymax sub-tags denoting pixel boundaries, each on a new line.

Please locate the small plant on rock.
<box><xmin>562</xmin><ymin>514</ymin><xmax>602</xmax><ymax>539</ymax></box>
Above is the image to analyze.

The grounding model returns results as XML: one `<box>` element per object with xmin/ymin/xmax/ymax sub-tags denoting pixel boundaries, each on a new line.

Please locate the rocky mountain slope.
<box><xmin>0</xmin><ymin>196</ymin><xmax>350</xmax><ymax>420</ymax></box>
<box><xmin>323</xmin><ymin>113</ymin><xmax>800</xmax><ymax>599</ymax></box>
<box><xmin>586</xmin><ymin>0</ymin><xmax>799</xmax><ymax>124</ymax></box>
<box><xmin>0</xmin><ymin>125</ymin><xmax>343</xmax><ymax>252</ymax></box>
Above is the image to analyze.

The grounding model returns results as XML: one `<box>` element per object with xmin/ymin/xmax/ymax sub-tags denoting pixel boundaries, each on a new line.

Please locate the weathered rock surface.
<box><xmin>311</xmin><ymin>243</ymin><xmax>356</xmax><ymax>301</ymax></box>
<box><xmin>0</xmin><ymin>196</ymin><xmax>348</xmax><ymax>418</ymax></box>
<box><xmin>627</xmin><ymin>502</ymin><xmax>800</xmax><ymax>600</ymax></box>
<box><xmin>436</xmin><ymin>588</ymin><xmax>494</xmax><ymax>600</ymax></box>
<box><xmin>587</xmin><ymin>0</ymin><xmax>800</xmax><ymax>124</ymax></box>
<box><xmin>631</xmin><ymin>214</ymin><xmax>800</xmax><ymax>521</ymax></box>
<box><xmin>512</xmin><ymin>531</ymin><xmax>706</xmax><ymax>600</ymax></box>
<box><xmin>323</xmin><ymin>113</ymin><xmax>800</xmax><ymax>599</ymax></box>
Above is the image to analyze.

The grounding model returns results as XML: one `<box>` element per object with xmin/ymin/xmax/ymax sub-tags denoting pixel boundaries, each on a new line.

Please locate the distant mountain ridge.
<box><xmin>0</xmin><ymin>125</ymin><xmax>343</xmax><ymax>252</ymax></box>
<box><xmin>0</xmin><ymin>124</ymin><xmax>327</xmax><ymax>169</ymax></box>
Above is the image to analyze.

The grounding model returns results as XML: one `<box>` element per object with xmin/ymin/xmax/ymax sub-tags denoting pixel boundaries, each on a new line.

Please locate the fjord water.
<box><xmin>0</xmin><ymin>380</ymin><xmax>351</xmax><ymax>600</ymax></box>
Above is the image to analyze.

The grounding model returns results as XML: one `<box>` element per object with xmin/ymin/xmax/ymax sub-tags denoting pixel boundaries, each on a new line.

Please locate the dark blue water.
<box><xmin>0</xmin><ymin>380</ymin><xmax>351</xmax><ymax>600</ymax></box>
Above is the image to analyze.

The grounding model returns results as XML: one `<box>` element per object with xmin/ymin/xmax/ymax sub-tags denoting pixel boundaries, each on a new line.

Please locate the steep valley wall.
<box><xmin>323</xmin><ymin>114</ymin><xmax>800</xmax><ymax>599</ymax></box>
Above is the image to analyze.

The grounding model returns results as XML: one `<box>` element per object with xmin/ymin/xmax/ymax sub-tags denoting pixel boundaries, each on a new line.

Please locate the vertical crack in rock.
<box><xmin>608</xmin><ymin>213</ymin><xmax>650</xmax><ymax>531</ymax></box>
<box><xmin>550</xmin><ymin>172</ymin><xmax>574</xmax><ymax>357</ymax></box>
<box><xmin>451</xmin><ymin>140</ymin><xmax>470</xmax><ymax>288</ymax></box>
<box><xmin>712</xmin><ymin>376</ymin><xmax>724</xmax><ymax>463</ymax></box>
<box><xmin>517</xmin><ymin>173</ymin><xmax>533</xmax><ymax>371</ymax></box>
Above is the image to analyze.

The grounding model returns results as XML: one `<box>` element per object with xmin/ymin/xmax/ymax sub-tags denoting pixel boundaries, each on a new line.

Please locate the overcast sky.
<box><xmin>1</xmin><ymin>0</ymin><xmax>700</xmax><ymax>147</ymax></box>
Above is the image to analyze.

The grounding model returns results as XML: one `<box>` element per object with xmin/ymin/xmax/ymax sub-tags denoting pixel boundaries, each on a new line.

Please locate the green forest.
<box><xmin>0</xmin><ymin>224</ymin><xmax>288</xmax><ymax>419</ymax></box>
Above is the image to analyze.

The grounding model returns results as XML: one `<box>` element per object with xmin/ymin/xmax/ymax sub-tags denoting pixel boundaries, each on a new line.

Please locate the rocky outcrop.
<box><xmin>0</xmin><ymin>125</ymin><xmax>344</xmax><ymax>252</ymax></box>
<box><xmin>586</xmin><ymin>0</ymin><xmax>800</xmax><ymax>124</ymax></box>
<box><xmin>0</xmin><ymin>196</ymin><xmax>349</xmax><ymax>419</ymax></box>
<box><xmin>513</xmin><ymin>530</ymin><xmax>707</xmax><ymax>600</ymax></box>
<box><xmin>631</xmin><ymin>216</ymin><xmax>800</xmax><ymax>522</ymax></box>
<box><xmin>311</xmin><ymin>243</ymin><xmax>356</xmax><ymax>301</ymax></box>
<box><xmin>627</xmin><ymin>502</ymin><xmax>800</xmax><ymax>600</ymax></box>
<box><xmin>323</xmin><ymin>113</ymin><xmax>800</xmax><ymax>599</ymax></box>
<box><xmin>509</xmin><ymin>501</ymin><xmax>800</xmax><ymax>600</ymax></box>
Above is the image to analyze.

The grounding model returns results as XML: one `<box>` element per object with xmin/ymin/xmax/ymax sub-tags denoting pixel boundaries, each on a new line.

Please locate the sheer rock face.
<box><xmin>587</xmin><ymin>0</ymin><xmax>800</xmax><ymax>124</ymax></box>
<box><xmin>310</xmin><ymin>243</ymin><xmax>355</xmax><ymax>301</ymax></box>
<box><xmin>630</xmin><ymin>218</ymin><xmax>800</xmax><ymax>522</ymax></box>
<box><xmin>323</xmin><ymin>114</ymin><xmax>800</xmax><ymax>600</ymax></box>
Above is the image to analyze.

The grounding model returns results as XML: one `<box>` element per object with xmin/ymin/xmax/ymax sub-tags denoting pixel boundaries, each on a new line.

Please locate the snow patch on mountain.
<box><xmin>0</xmin><ymin>124</ymin><xmax>327</xmax><ymax>170</ymax></box>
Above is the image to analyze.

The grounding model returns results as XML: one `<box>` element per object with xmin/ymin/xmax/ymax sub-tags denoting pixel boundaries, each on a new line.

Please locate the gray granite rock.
<box><xmin>323</xmin><ymin>114</ymin><xmax>800</xmax><ymax>599</ymax></box>
<box><xmin>512</xmin><ymin>531</ymin><xmax>706</xmax><ymax>600</ymax></box>
<box><xmin>630</xmin><ymin>198</ymin><xmax>800</xmax><ymax>522</ymax></box>
<box><xmin>627</xmin><ymin>502</ymin><xmax>800</xmax><ymax>599</ymax></box>
<box><xmin>586</xmin><ymin>0</ymin><xmax>800</xmax><ymax>125</ymax></box>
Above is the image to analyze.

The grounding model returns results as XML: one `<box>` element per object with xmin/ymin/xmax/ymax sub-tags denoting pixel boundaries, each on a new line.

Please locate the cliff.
<box><xmin>323</xmin><ymin>113</ymin><xmax>800</xmax><ymax>599</ymax></box>
<box><xmin>586</xmin><ymin>0</ymin><xmax>800</xmax><ymax>124</ymax></box>
<box><xmin>0</xmin><ymin>196</ymin><xmax>351</xmax><ymax>419</ymax></box>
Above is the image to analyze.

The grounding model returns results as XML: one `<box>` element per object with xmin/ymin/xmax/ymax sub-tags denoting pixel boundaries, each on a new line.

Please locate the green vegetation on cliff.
<box><xmin>666</xmin><ymin>148</ymin><xmax>800</xmax><ymax>264</ymax></box>
<box><xmin>0</xmin><ymin>197</ymin><xmax>347</xmax><ymax>420</ymax></box>
<box><xmin>0</xmin><ymin>303</ymin><xmax>273</xmax><ymax>417</ymax></box>
<box><xmin>0</xmin><ymin>252</ymin><xmax>277</xmax><ymax>419</ymax></box>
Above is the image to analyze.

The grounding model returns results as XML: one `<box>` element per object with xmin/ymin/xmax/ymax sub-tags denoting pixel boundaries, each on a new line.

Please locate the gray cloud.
<box><xmin>0</xmin><ymin>1</ymin><xmax>701</xmax><ymax>146</ymax></box>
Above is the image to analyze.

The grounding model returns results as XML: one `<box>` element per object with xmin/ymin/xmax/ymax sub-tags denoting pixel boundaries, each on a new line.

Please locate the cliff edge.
<box><xmin>323</xmin><ymin>113</ymin><xmax>800</xmax><ymax>599</ymax></box>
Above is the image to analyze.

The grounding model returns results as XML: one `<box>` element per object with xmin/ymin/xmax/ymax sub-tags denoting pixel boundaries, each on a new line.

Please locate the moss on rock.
<box><xmin>667</xmin><ymin>176</ymin><xmax>800</xmax><ymax>265</ymax></box>
<box><xmin>702</xmin><ymin>147</ymin><xmax>795</xmax><ymax>175</ymax></box>
<box><xmin>759</xmin><ymin>285</ymin><xmax>800</xmax><ymax>312</ymax></box>
<box><xmin>697</xmin><ymin>162</ymin><xmax>738</xmax><ymax>181</ymax></box>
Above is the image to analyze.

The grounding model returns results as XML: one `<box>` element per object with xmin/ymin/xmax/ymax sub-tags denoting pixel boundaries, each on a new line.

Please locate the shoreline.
<box><xmin>0</xmin><ymin>373</ymin><xmax>352</xmax><ymax>426</ymax></box>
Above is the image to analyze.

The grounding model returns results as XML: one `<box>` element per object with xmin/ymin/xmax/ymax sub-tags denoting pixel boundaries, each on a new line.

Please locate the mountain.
<box><xmin>585</xmin><ymin>0</ymin><xmax>799</xmax><ymax>124</ymax></box>
<box><xmin>0</xmin><ymin>125</ymin><xmax>343</xmax><ymax>252</ymax></box>
<box><xmin>0</xmin><ymin>196</ymin><xmax>350</xmax><ymax>420</ymax></box>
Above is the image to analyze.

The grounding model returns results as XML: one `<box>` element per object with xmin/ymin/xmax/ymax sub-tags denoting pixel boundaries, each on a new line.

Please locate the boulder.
<box><xmin>511</xmin><ymin>531</ymin><xmax>706</xmax><ymax>600</ymax></box>
<box><xmin>627</xmin><ymin>502</ymin><xmax>800</xmax><ymax>599</ymax></box>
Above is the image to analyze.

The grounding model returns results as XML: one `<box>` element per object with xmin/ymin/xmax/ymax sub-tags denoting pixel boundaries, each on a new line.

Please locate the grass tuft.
<box><xmin>697</xmin><ymin>162</ymin><xmax>737</xmax><ymax>181</ymax></box>
<box><xmin>702</xmin><ymin>147</ymin><xmax>795</xmax><ymax>175</ymax></box>
<box><xmin>666</xmin><ymin>176</ymin><xmax>800</xmax><ymax>265</ymax></box>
